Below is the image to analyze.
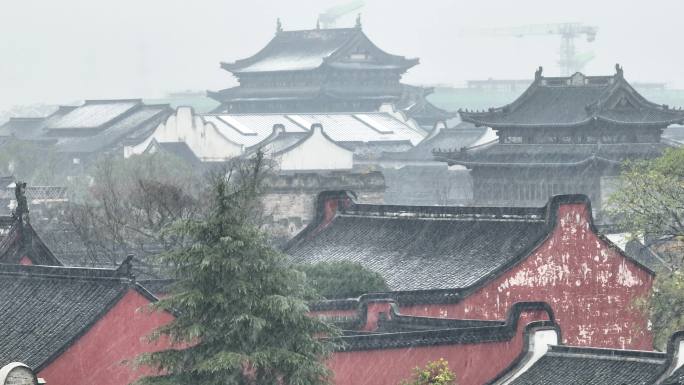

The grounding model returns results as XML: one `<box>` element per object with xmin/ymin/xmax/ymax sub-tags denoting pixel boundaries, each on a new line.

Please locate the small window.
<box><xmin>73</xmin><ymin>158</ymin><xmax>80</xmax><ymax>165</ymax></box>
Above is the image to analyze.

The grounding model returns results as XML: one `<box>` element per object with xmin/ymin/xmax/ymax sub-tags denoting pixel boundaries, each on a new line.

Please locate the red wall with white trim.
<box><xmin>400</xmin><ymin>203</ymin><xmax>653</xmax><ymax>349</ymax></box>
<box><xmin>328</xmin><ymin>310</ymin><xmax>549</xmax><ymax>385</ymax></box>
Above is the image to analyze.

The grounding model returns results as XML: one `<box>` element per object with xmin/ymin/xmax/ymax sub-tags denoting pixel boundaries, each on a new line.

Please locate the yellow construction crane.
<box><xmin>459</xmin><ymin>23</ymin><xmax>598</xmax><ymax>76</ymax></box>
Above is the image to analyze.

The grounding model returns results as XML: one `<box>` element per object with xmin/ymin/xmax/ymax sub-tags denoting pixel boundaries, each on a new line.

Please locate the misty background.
<box><xmin>1</xmin><ymin>0</ymin><xmax>683</xmax><ymax>111</ymax></box>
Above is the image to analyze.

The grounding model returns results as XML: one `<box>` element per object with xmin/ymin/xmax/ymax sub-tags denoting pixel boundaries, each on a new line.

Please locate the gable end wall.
<box><xmin>38</xmin><ymin>289</ymin><xmax>174</xmax><ymax>385</ymax></box>
<box><xmin>401</xmin><ymin>202</ymin><xmax>653</xmax><ymax>350</ymax></box>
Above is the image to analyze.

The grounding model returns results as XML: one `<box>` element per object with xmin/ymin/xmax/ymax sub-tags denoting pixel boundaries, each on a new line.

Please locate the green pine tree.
<box><xmin>135</xmin><ymin>153</ymin><xmax>338</xmax><ymax>385</ymax></box>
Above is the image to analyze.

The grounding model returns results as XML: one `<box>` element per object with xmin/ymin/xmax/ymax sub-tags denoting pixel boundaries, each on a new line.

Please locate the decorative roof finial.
<box><xmin>355</xmin><ymin>13</ymin><xmax>362</xmax><ymax>29</ymax></box>
<box><xmin>615</xmin><ymin>63</ymin><xmax>624</xmax><ymax>78</ymax></box>
<box><xmin>316</xmin><ymin>18</ymin><xmax>321</xmax><ymax>30</ymax></box>
<box><xmin>276</xmin><ymin>18</ymin><xmax>283</xmax><ymax>34</ymax></box>
<box><xmin>117</xmin><ymin>254</ymin><xmax>135</xmax><ymax>279</ymax></box>
<box><xmin>13</xmin><ymin>181</ymin><xmax>28</xmax><ymax>224</ymax></box>
<box><xmin>534</xmin><ymin>66</ymin><xmax>543</xmax><ymax>81</ymax></box>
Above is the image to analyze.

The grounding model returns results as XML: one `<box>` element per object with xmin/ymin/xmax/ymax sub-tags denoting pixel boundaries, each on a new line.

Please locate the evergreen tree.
<box><xmin>297</xmin><ymin>261</ymin><xmax>389</xmax><ymax>299</ymax></box>
<box><xmin>136</xmin><ymin>153</ymin><xmax>338</xmax><ymax>385</ymax></box>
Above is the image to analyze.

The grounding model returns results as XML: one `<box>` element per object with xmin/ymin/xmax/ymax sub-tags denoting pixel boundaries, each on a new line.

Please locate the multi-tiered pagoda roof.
<box><xmin>219</xmin><ymin>27</ymin><xmax>418</xmax><ymax>74</ymax></box>
<box><xmin>209</xmin><ymin>21</ymin><xmax>453</xmax><ymax>128</ymax></box>
<box><xmin>435</xmin><ymin>65</ymin><xmax>684</xmax><ymax>207</ymax></box>
<box><xmin>460</xmin><ymin>65</ymin><xmax>684</xmax><ymax>129</ymax></box>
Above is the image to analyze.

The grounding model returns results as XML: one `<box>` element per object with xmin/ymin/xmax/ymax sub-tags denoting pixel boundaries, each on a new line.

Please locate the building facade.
<box><xmin>208</xmin><ymin>21</ymin><xmax>453</xmax><ymax>128</ymax></box>
<box><xmin>436</xmin><ymin>65</ymin><xmax>684</xmax><ymax>208</ymax></box>
<box><xmin>0</xmin><ymin>263</ymin><xmax>174</xmax><ymax>385</ymax></box>
<box><xmin>286</xmin><ymin>191</ymin><xmax>655</xmax><ymax>350</ymax></box>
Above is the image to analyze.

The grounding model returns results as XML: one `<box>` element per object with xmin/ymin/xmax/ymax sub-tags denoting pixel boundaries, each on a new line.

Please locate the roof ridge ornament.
<box><xmin>13</xmin><ymin>181</ymin><xmax>28</xmax><ymax>225</ymax></box>
<box><xmin>276</xmin><ymin>18</ymin><xmax>283</xmax><ymax>35</ymax></box>
<box><xmin>615</xmin><ymin>63</ymin><xmax>624</xmax><ymax>78</ymax></box>
<box><xmin>355</xmin><ymin>13</ymin><xmax>362</xmax><ymax>29</ymax></box>
<box><xmin>316</xmin><ymin>18</ymin><xmax>321</xmax><ymax>30</ymax></box>
<box><xmin>534</xmin><ymin>66</ymin><xmax>543</xmax><ymax>81</ymax></box>
<box><xmin>116</xmin><ymin>254</ymin><xmax>135</xmax><ymax>280</ymax></box>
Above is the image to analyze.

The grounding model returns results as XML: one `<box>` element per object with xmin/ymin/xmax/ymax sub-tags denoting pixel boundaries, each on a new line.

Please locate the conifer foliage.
<box><xmin>136</xmin><ymin>153</ymin><xmax>337</xmax><ymax>385</ymax></box>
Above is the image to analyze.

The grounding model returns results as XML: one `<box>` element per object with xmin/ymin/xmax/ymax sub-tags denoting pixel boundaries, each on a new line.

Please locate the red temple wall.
<box><xmin>39</xmin><ymin>289</ymin><xmax>174</xmax><ymax>385</ymax></box>
<box><xmin>327</xmin><ymin>310</ymin><xmax>549</xmax><ymax>385</ymax></box>
<box><xmin>400</xmin><ymin>203</ymin><xmax>653</xmax><ymax>350</ymax></box>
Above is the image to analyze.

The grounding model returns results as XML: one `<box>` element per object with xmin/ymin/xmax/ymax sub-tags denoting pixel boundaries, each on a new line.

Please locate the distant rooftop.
<box><xmin>221</xmin><ymin>27</ymin><xmax>418</xmax><ymax>74</ymax></box>
<box><xmin>460</xmin><ymin>65</ymin><xmax>684</xmax><ymax>129</ymax></box>
<box><xmin>0</xmin><ymin>99</ymin><xmax>172</xmax><ymax>155</ymax></box>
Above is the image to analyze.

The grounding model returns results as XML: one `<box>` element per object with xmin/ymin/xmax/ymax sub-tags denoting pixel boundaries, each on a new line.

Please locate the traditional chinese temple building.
<box><xmin>435</xmin><ymin>65</ymin><xmax>684</xmax><ymax>208</ymax></box>
<box><xmin>0</xmin><ymin>262</ymin><xmax>174</xmax><ymax>385</ymax></box>
<box><xmin>208</xmin><ymin>19</ymin><xmax>453</xmax><ymax>128</ymax></box>
<box><xmin>286</xmin><ymin>191</ymin><xmax>655</xmax><ymax>350</ymax></box>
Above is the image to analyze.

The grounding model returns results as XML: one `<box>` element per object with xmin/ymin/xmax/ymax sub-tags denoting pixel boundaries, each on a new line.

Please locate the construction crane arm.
<box><xmin>459</xmin><ymin>23</ymin><xmax>597</xmax><ymax>41</ymax></box>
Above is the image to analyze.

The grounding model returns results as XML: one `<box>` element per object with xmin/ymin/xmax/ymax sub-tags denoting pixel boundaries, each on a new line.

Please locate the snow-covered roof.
<box><xmin>47</xmin><ymin>100</ymin><xmax>140</xmax><ymax>130</ymax></box>
<box><xmin>202</xmin><ymin>112</ymin><xmax>426</xmax><ymax>147</ymax></box>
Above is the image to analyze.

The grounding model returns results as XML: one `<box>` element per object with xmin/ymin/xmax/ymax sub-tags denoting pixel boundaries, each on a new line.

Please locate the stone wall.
<box><xmin>261</xmin><ymin>171</ymin><xmax>385</xmax><ymax>244</ymax></box>
<box><xmin>382</xmin><ymin>165</ymin><xmax>473</xmax><ymax>206</ymax></box>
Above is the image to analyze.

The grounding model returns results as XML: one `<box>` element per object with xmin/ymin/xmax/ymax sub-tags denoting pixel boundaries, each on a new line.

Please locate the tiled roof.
<box><xmin>208</xmin><ymin>84</ymin><xmax>405</xmax><ymax>103</ymax></box>
<box><xmin>221</xmin><ymin>28</ymin><xmax>417</xmax><ymax>74</ymax></box>
<box><xmin>47</xmin><ymin>100</ymin><xmax>140</xmax><ymax>130</ymax></box>
<box><xmin>243</xmin><ymin>128</ymin><xmax>309</xmax><ymax>157</ymax></box>
<box><xmin>0</xmin><ymin>107</ymin><xmax>75</xmax><ymax>142</ymax></box>
<box><xmin>201</xmin><ymin>112</ymin><xmax>425</xmax><ymax>149</ymax></box>
<box><xmin>603</xmin><ymin>234</ymin><xmax>666</xmax><ymax>272</ymax></box>
<box><xmin>55</xmin><ymin>105</ymin><xmax>170</xmax><ymax>154</ymax></box>
<box><xmin>1</xmin><ymin>100</ymin><xmax>172</xmax><ymax>154</ymax></box>
<box><xmin>334</xmin><ymin>302</ymin><xmax>554</xmax><ymax>351</ymax></box>
<box><xmin>441</xmin><ymin>142</ymin><xmax>667</xmax><ymax>166</ymax></box>
<box><xmin>376</xmin><ymin>303</ymin><xmax>504</xmax><ymax>333</ymax></box>
<box><xmin>381</xmin><ymin>123</ymin><xmax>487</xmax><ymax>161</ymax></box>
<box><xmin>461</xmin><ymin>68</ymin><xmax>684</xmax><ymax>128</ymax></box>
<box><xmin>0</xmin><ymin>263</ymin><xmax>145</xmax><ymax>370</ymax></box>
<box><xmin>287</xmin><ymin>193</ymin><xmax>650</xmax><ymax>300</ymax></box>
<box><xmin>286</xmin><ymin>197</ymin><xmax>550</xmax><ymax>291</ymax></box>
<box><xmin>663</xmin><ymin>125</ymin><xmax>684</xmax><ymax>146</ymax></box>
<box><xmin>0</xmin><ymin>214</ymin><xmax>62</xmax><ymax>266</ymax></box>
<box><xmin>663</xmin><ymin>366</ymin><xmax>684</xmax><ymax>385</ymax></box>
<box><xmin>149</xmin><ymin>141</ymin><xmax>202</xmax><ymax>164</ymax></box>
<box><xmin>507</xmin><ymin>345</ymin><xmax>667</xmax><ymax>385</ymax></box>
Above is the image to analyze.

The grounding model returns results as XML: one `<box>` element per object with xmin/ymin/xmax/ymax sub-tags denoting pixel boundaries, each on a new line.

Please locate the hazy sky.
<box><xmin>1</xmin><ymin>0</ymin><xmax>683</xmax><ymax>110</ymax></box>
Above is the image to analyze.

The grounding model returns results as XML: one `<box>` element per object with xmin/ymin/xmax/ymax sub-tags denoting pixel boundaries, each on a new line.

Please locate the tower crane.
<box><xmin>459</xmin><ymin>23</ymin><xmax>598</xmax><ymax>76</ymax></box>
<box><xmin>318</xmin><ymin>0</ymin><xmax>365</xmax><ymax>29</ymax></box>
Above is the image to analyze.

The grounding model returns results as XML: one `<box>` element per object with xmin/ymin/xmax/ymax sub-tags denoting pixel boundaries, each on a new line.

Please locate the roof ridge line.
<box><xmin>548</xmin><ymin>344</ymin><xmax>667</xmax><ymax>360</ymax></box>
<box><xmin>339</xmin><ymin>203</ymin><xmax>547</xmax><ymax>221</ymax></box>
<box><xmin>0</xmin><ymin>263</ymin><xmax>130</xmax><ymax>281</ymax></box>
<box><xmin>82</xmin><ymin>98</ymin><xmax>143</xmax><ymax>104</ymax></box>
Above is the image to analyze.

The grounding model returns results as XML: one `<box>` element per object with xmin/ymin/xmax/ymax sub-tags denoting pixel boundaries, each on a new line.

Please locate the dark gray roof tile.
<box><xmin>461</xmin><ymin>70</ymin><xmax>684</xmax><ymax>128</ymax></box>
<box><xmin>286</xmin><ymin>202</ymin><xmax>549</xmax><ymax>291</ymax></box>
<box><xmin>0</xmin><ymin>264</ymin><xmax>138</xmax><ymax>369</ymax></box>
<box><xmin>509</xmin><ymin>345</ymin><xmax>667</xmax><ymax>385</ymax></box>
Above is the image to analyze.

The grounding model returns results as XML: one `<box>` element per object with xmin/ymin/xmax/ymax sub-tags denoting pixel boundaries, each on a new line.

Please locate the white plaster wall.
<box><xmin>277</xmin><ymin>127</ymin><xmax>353</xmax><ymax>171</ymax></box>
<box><xmin>125</xmin><ymin>107</ymin><xmax>243</xmax><ymax>161</ymax></box>
<box><xmin>498</xmin><ymin>329</ymin><xmax>558</xmax><ymax>385</ymax></box>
